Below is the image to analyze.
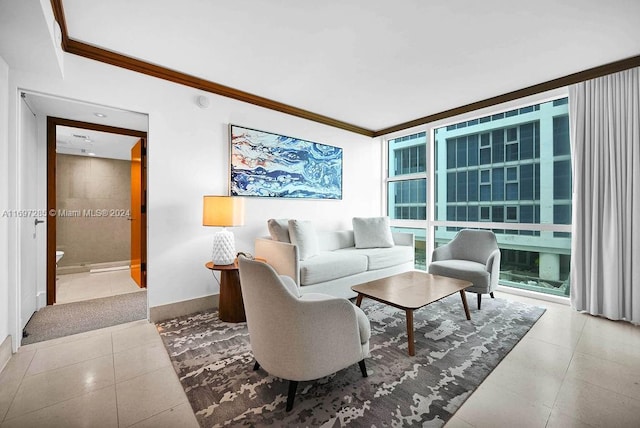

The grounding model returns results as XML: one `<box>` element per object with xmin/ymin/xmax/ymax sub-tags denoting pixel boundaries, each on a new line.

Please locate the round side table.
<box><xmin>205</xmin><ymin>257</ymin><xmax>266</xmax><ymax>323</ymax></box>
<box><xmin>205</xmin><ymin>260</ymin><xmax>245</xmax><ymax>323</ymax></box>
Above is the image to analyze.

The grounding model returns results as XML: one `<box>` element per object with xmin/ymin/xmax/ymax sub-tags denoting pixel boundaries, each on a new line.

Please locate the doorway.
<box><xmin>46</xmin><ymin>117</ymin><xmax>147</xmax><ymax>305</ymax></box>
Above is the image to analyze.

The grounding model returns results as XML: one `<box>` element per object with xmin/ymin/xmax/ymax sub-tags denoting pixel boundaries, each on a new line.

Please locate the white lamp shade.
<box><xmin>202</xmin><ymin>196</ymin><xmax>245</xmax><ymax>227</ymax></box>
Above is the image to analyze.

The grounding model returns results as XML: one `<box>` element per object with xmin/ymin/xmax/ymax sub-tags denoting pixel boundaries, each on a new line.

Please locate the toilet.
<box><xmin>56</xmin><ymin>250</ymin><xmax>64</xmax><ymax>265</ymax></box>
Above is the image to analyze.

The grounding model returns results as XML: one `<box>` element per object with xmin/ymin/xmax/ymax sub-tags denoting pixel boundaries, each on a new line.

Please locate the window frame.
<box><xmin>383</xmin><ymin>90</ymin><xmax>573</xmax><ymax>286</ymax></box>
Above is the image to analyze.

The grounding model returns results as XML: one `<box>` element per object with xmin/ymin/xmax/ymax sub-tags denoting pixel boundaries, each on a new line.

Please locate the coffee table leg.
<box><xmin>406</xmin><ymin>309</ymin><xmax>415</xmax><ymax>356</ymax></box>
<box><xmin>355</xmin><ymin>294</ymin><xmax>363</xmax><ymax>307</ymax></box>
<box><xmin>460</xmin><ymin>290</ymin><xmax>471</xmax><ymax>320</ymax></box>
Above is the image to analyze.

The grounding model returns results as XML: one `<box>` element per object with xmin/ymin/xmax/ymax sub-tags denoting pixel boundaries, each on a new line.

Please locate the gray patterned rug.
<box><xmin>156</xmin><ymin>294</ymin><xmax>545</xmax><ymax>427</ymax></box>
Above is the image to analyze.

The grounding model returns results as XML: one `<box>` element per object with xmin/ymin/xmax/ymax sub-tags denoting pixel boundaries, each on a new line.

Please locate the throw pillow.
<box><xmin>352</xmin><ymin>216</ymin><xmax>394</xmax><ymax>249</ymax></box>
<box><xmin>288</xmin><ymin>220</ymin><xmax>319</xmax><ymax>260</ymax></box>
<box><xmin>267</xmin><ymin>218</ymin><xmax>290</xmax><ymax>243</ymax></box>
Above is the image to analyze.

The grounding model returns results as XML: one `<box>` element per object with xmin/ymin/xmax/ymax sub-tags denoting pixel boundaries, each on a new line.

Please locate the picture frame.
<box><xmin>229</xmin><ymin>125</ymin><xmax>343</xmax><ymax>199</ymax></box>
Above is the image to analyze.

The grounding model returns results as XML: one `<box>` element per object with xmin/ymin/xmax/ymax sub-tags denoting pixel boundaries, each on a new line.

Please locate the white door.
<box><xmin>18</xmin><ymin>95</ymin><xmax>39</xmax><ymax>331</ymax></box>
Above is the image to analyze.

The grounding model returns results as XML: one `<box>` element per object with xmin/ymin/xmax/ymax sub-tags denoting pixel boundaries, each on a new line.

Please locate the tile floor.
<box><xmin>1</xmin><ymin>292</ymin><xmax>639</xmax><ymax>427</ymax></box>
<box><xmin>56</xmin><ymin>269</ymin><xmax>143</xmax><ymax>304</ymax></box>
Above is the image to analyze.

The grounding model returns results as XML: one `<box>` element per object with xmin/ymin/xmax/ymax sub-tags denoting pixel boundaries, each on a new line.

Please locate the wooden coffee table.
<box><xmin>352</xmin><ymin>271</ymin><xmax>472</xmax><ymax>356</ymax></box>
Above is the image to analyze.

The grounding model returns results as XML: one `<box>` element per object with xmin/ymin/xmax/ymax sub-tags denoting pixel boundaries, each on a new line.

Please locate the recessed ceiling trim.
<box><xmin>51</xmin><ymin>1</ymin><xmax>640</xmax><ymax>138</ymax></box>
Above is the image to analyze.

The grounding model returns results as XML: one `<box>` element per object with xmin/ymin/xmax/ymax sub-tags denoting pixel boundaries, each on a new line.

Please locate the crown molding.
<box><xmin>51</xmin><ymin>1</ymin><xmax>640</xmax><ymax>139</ymax></box>
<box><xmin>49</xmin><ymin>0</ymin><xmax>375</xmax><ymax>137</ymax></box>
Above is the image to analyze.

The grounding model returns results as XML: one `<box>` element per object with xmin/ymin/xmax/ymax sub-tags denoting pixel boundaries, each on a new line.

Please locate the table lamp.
<box><xmin>203</xmin><ymin>196</ymin><xmax>245</xmax><ymax>265</ymax></box>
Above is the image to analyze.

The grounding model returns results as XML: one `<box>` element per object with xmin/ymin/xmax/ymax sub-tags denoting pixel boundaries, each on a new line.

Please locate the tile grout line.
<box><xmin>0</xmin><ymin>349</ymin><xmax>37</xmax><ymax>424</ymax></box>
<box><xmin>544</xmin><ymin>311</ymin><xmax>589</xmax><ymax>427</ymax></box>
<box><xmin>111</xmin><ymin>331</ymin><xmax>121</xmax><ymax>428</ymax></box>
<box><xmin>1</xmin><ymin>385</ymin><xmax>117</xmax><ymax>424</ymax></box>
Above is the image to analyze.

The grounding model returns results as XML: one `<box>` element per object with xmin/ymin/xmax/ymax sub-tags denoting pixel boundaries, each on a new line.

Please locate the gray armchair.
<box><xmin>237</xmin><ymin>257</ymin><xmax>371</xmax><ymax>411</ymax></box>
<box><xmin>428</xmin><ymin>229</ymin><xmax>501</xmax><ymax>310</ymax></box>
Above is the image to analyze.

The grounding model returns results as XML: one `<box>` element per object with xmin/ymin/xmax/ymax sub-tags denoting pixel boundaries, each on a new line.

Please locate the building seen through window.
<box><xmin>386</xmin><ymin>98</ymin><xmax>572</xmax><ymax>297</ymax></box>
<box><xmin>387</xmin><ymin>132</ymin><xmax>427</xmax><ymax>269</ymax></box>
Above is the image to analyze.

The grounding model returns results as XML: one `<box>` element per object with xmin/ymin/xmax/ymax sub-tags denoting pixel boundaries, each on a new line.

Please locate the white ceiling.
<box><xmin>55</xmin><ymin>126</ymin><xmax>140</xmax><ymax>161</ymax></box>
<box><xmin>60</xmin><ymin>0</ymin><xmax>640</xmax><ymax>132</ymax></box>
<box><xmin>23</xmin><ymin>92</ymin><xmax>147</xmax><ymax>160</ymax></box>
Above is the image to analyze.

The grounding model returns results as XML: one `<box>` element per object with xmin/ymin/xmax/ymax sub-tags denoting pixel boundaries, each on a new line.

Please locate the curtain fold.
<box><xmin>569</xmin><ymin>67</ymin><xmax>640</xmax><ymax>323</ymax></box>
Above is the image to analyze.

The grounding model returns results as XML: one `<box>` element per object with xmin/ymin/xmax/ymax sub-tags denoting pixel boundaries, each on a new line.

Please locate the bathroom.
<box><xmin>54</xmin><ymin>125</ymin><xmax>143</xmax><ymax>304</ymax></box>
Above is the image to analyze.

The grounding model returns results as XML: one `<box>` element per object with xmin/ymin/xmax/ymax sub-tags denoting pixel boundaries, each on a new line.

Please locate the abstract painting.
<box><xmin>230</xmin><ymin>125</ymin><xmax>343</xmax><ymax>199</ymax></box>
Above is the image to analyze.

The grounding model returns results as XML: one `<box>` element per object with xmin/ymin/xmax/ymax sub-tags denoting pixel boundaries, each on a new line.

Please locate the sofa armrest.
<box><xmin>255</xmin><ymin>237</ymin><xmax>300</xmax><ymax>285</ymax></box>
<box><xmin>392</xmin><ymin>232</ymin><xmax>414</xmax><ymax>247</ymax></box>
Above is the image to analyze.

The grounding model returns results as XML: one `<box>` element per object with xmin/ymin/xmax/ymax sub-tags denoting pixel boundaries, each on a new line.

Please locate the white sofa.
<box><xmin>255</xmin><ymin>218</ymin><xmax>415</xmax><ymax>299</ymax></box>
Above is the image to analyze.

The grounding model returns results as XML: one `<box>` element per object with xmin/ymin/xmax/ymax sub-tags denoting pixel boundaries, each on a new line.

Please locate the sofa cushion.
<box><xmin>299</xmin><ymin>252</ymin><xmax>367</xmax><ymax>285</ymax></box>
<box><xmin>428</xmin><ymin>260</ymin><xmax>490</xmax><ymax>292</ymax></box>
<box><xmin>336</xmin><ymin>245</ymin><xmax>413</xmax><ymax>270</ymax></box>
<box><xmin>288</xmin><ymin>220</ymin><xmax>319</xmax><ymax>260</ymax></box>
<box><xmin>318</xmin><ymin>230</ymin><xmax>355</xmax><ymax>251</ymax></box>
<box><xmin>268</xmin><ymin>218</ymin><xmax>290</xmax><ymax>243</ymax></box>
<box><xmin>352</xmin><ymin>216</ymin><xmax>394</xmax><ymax>249</ymax></box>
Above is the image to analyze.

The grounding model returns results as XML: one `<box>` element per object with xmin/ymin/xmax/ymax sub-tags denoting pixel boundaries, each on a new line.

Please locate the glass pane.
<box><xmin>554</xmin><ymin>160</ymin><xmax>572</xmax><ymax>199</ymax></box>
<box><xmin>388</xmin><ymin>132</ymin><xmax>427</xmax><ymax>177</ymax></box>
<box><xmin>506</xmin><ymin>143</ymin><xmax>519</xmax><ymax>161</ymax></box>
<box><xmin>492</xmin><ymin>130</ymin><xmax>504</xmax><ymax>163</ymax></box>
<box><xmin>506</xmin><ymin>182</ymin><xmax>519</xmax><ymax>200</ymax></box>
<box><xmin>456</xmin><ymin>137</ymin><xmax>467</xmax><ymax>167</ymax></box>
<box><xmin>447</xmin><ymin>139</ymin><xmax>456</xmax><ymax>169</ymax></box>
<box><xmin>492</xmin><ymin>168</ymin><xmax>504</xmax><ymax>200</ymax></box>
<box><xmin>520</xmin><ymin>123</ymin><xmax>534</xmax><ymax>159</ymax></box>
<box><xmin>456</xmin><ymin>171</ymin><xmax>467</xmax><ymax>202</ymax></box>
<box><xmin>432</xmin><ymin>97</ymin><xmax>571</xmax><ymax>297</ymax></box>
<box><xmin>468</xmin><ymin>170</ymin><xmax>478</xmax><ymax>202</ymax></box>
<box><xmin>553</xmin><ymin>112</ymin><xmax>570</xmax><ymax>156</ymax></box>
<box><xmin>433</xmin><ymin>227</ymin><xmax>572</xmax><ymax>297</ymax></box>
<box><xmin>468</xmin><ymin>135</ymin><xmax>478</xmax><ymax>166</ymax></box>
<box><xmin>392</xmin><ymin>227</ymin><xmax>427</xmax><ymax>271</ymax></box>
<box><xmin>387</xmin><ymin>179</ymin><xmax>427</xmax><ymax>220</ymax></box>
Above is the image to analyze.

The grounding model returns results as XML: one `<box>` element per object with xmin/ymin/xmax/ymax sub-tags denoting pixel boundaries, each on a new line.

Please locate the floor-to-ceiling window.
<box><xmin>387</xmin><ymin>132</ymin><xmax>427</xmax><ymax>269</ymax></box>
<box><xmin>385</xmin><ymin>97</ymin><xmax>572</xmax><ymax>297</ymax></box>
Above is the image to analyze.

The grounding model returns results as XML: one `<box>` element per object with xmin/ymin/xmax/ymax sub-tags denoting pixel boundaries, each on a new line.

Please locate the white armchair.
<box><xmin>428</xmin><ymin>229</ymin><xmax>501</xmax><ymax>310</ymax></box>
<box><xmin>237</xmin><ymin>256</ymin><xmax>371</xmax><ymax>411</ymax></box>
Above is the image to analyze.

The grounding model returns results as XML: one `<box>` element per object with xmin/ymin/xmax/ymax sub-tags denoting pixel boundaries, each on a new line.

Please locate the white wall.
<box><xmin>8</xmin><ymin>53</ymin><xmax>381</xmax><ymax>315</ymax></box>
<box><xmin>0</xmin><ymin>55</ymin><xmax>10</xmax><ymax>346</ymax></box>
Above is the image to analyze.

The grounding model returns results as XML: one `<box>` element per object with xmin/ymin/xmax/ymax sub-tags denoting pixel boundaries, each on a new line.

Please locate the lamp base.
<box><xmin>212</xmin><ymin>228</ymin><xmax>236</xmax><ymax>265</ymax></box>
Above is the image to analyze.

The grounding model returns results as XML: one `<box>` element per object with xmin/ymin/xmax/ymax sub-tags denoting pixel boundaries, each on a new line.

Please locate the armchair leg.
<box><xmin>477</xmin><ymin>293</ymin><xmax>482</xmax><ymax>310</ymax></box>
<box><xmin>286</xmin><ymin>381</ymin><xmax>298</xmax><ymax>412</ymax></box>
<box><xmin>490</xmin><ymin>292</ymin><xmax>495</xmax><ymax>298</ymax></box>
<box><xmin>358</xmin><ymin>359</ymin><xmax>368</xmax><ymax>378</ymax></box>
<box><xmin>253</xmin><ymin>361</ymin><xmax>260</xmax><ymax>371</ymax></box>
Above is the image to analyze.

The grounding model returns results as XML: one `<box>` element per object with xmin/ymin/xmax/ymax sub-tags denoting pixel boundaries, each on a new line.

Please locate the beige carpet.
<box><xmin>21</xmin><ymin>290</ymin><xmax>147</xmax><ymax>345</ymax></box>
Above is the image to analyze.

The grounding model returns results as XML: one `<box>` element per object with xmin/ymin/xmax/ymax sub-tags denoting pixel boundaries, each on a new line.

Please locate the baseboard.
<box><xmin>57</xmin><ymin>260</ymin><xmax>130</xmax><ymax>275</ymax></box>
<box><xmin>150</xmin><ymin>294</ymin><xmax>219</xmax><ymax>323</ymax></box>
<box><xmin>0</xmin><ymin>335</ymin><xmax>13</xmax><ymax>374</ymax></box>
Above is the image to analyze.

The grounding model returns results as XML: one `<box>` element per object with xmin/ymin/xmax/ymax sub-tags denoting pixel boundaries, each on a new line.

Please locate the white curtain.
<box><xmin>569</xmin><ymin>67</ymin><xmax>640</xmax><ymax>323</ymax></box>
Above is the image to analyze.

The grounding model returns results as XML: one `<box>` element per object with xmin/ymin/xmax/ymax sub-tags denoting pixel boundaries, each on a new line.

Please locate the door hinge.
<box><xmin>141</xmin><ymin>262</ymin><xmax>146</xmax><ymax>272</ymax></box>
